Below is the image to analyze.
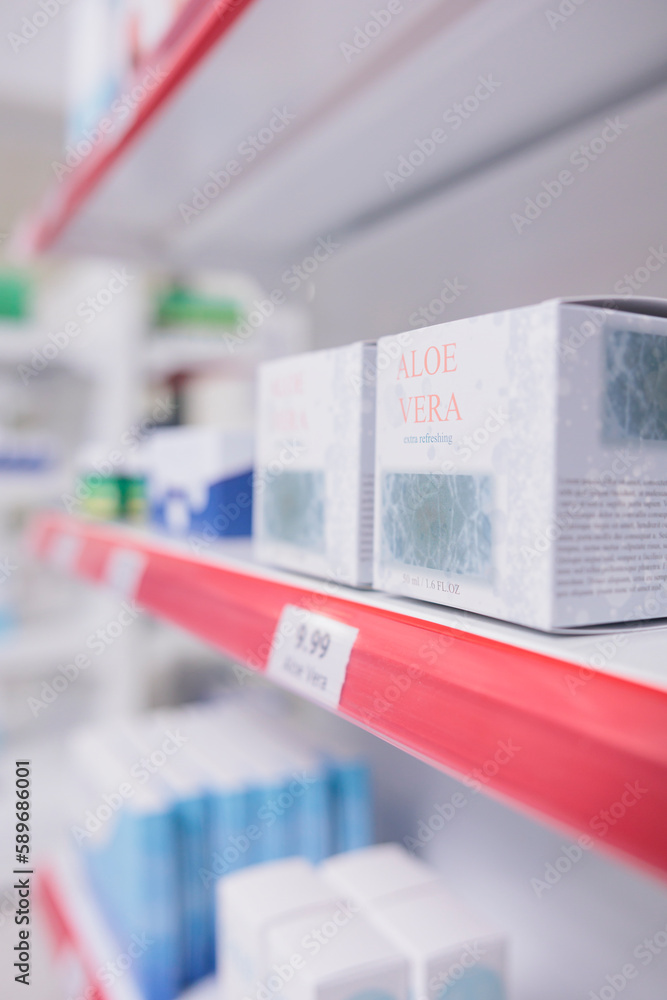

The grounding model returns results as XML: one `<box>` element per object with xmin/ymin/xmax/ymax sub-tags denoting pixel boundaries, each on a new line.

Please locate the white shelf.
<box><xmin>24</xmin><ymin>0</ymin><xmax>667</xmax><ymax>282</ymax></box>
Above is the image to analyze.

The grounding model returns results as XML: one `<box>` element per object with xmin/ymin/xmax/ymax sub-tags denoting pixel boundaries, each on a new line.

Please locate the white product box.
<box><xmin>320</xmin><ymin>845</ymin><xmax>505</xmax><ymax>1000</ymax></box>
<box><xmin>255</xmin><ymin>343</ymin><xmax>376</xmax><ymax>586</ymax></box>
<box><xmin>368</xmin><ymin>885</ymin><xmax>506</xmax><ymax>1000</ymax></box>
<box><xmin>217</xmin><ymin>857</ymin><xmax>340</xmax><ymax>1000</ymax></box>
<box><xmin>266</xmin><ymin>903</ymin><xmax>409</xmax><ymax>1000</ymax></box>
<box><xmin>320</xmin><ymin>843</ymin><xmax>438</xmax><ymax>905</ymax></box>
<box><xmin>143</xmin><ymin>426</ymin><xmax>254</xmax><ymax>538</ymax></box>
<box><xmin>374</xmin><ymin>297</ymin><xmax>667</xmax><ymax>630</ymax></box>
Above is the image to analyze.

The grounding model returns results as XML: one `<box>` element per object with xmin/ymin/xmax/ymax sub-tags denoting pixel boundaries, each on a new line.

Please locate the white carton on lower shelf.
<box><xmin>255</xmin><ymin>342</ymin><xmax>376</xmax><ymax>586</ymax></box>
<box><xmin>217</xmin><ymin>857</ymin><xmax>340</xmax><ymax>1000</ymax></box>
<box><xmin>320</xmin><ymin>843</ymin><xmax>438</xmax><ymax>904</ymax></box>
<box><xmin>374</xmin><ymin>297</ymin><xmax>667</xmax><ymax>630</ymax></box>
<box><xmin>266</xmin><ymin>903</ymin><xmax>409</xmax><ymax>1000</ymax></box>
<box><xmin>320</xmin><ymin>845</ymin><xmax>506</xmax><ymax>1000</ymax></box>
<box><xmin>368</xmin><ymin>885</ymin><xmax>506</xmax><ymax>1000</ymax></box>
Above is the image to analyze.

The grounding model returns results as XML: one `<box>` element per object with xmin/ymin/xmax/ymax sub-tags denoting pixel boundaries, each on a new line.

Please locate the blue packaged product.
<box><xmin>143</xmin><ymin>426</ymin><xmax>253</xmax><ymax>538</ymax></box>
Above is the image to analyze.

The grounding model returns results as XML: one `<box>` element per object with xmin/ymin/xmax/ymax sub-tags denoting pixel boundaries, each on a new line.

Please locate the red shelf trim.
<box><xmin>37</xmin><ymin>868</ymin><xmax>108</xmax><ymax>1000</ymax></box>
<box><xmin>27</xmin><ymin>0</ymin><xmax>258</xmax><ymax>253</ymax></box>
<box><xmin>30</xmin><ymin>511</ymin><xmax>667</xmax><ymax>881</ymax></box>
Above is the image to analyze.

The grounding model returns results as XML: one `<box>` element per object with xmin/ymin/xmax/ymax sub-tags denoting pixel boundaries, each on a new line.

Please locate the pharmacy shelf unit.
<box><xmin>21</xmin><ymin>0</ymin><xmax>667</xmax><ymax>280</ymax></box>
<box><xmin>30</xmin><ymin>511</ymin><xmax>667</xmax><ymax>882</ymax></box>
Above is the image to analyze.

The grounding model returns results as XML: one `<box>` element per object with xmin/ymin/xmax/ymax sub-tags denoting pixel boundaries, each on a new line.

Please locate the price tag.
<box><xmin>104</xmin><ymin>548</ymin><xmax>147</xmax><ymax>599</ymax></box>
<box><xmin>48</xmin><ymin>533</ymin><xmax>83</xmax><ymax>573</ymax></box>
<box><xmin>266</xmin><ymin>605</ymin><xmax>358</xmax><ymax>708</ymax></box>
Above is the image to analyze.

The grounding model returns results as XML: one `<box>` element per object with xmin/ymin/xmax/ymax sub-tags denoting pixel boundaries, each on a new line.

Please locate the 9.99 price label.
<box><xmin>266</xmin><ymin>605</ymin><xmax>358</xmax><ymax>708</ymax></box>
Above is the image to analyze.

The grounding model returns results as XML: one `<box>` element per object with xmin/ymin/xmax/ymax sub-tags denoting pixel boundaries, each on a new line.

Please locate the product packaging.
<box><xmin>321</xmin><ymin>844</ymin><xmax>506</xmax><ymax>1000</ymax></box>
<box><xmin>266</xmin><ymin>903</ymin><xmax>409</xmax><ymax>1000</ymax></box>
<box><xmin>369</xmin><ymin>885</ymin><xmax>506</xmax><ymax>1000</ymax></box>
<box><xmin>374</xmin><ymin>297</ymin><xmax>667</xmax><ymax>629</ymax></box>
<box><xmin>263</xmin><ymin>708</ymin><xmax>373</xmax><ymax>854</ymax></box>
<box><xmin>255</xmin><ymin>342</ymin><xmax>376</xmax><ymax>586</ymax></box>
<box><xmin>71</xmin><ymin>726</ymin><xmax>181</xmax><ymax>1000</ymax></box>
<box><xmin>69</xmin><ymin>700</ymin><xmax>373</xmax><ymax>999</ymax></box>
<box><xmin>143</xmin><ymin>426</ymin><xmax>253</xmax><ymax>538</ymax></box>
<box><xmin>222</xmin><ymin>703</ymin><xmax>332</xmax><ymax>863</ymax></box>
<box><xmin>217</xmin><ymin>857</ymin><xmax>341</xmax><ymax>1000</ymax></box>
<box><xmin>320</xmin><ymin>842</ymin><xmax>438</xmax><ymax>904</ymax></box>
<box><xmin>123</xmin><ymin>714</ymin><xmax>210</xmax><ymax>988</ymax></box>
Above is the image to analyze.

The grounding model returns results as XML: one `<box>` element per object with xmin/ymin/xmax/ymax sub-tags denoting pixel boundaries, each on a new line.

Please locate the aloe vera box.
<box><xmin>255</xmin><ymin>342</ymin><xmax>376</xmax><ymax>586</ymax></box>
<box><xmin>374</xmin><ymin>297</ymin><xmax>667</xmax><ymax>630</ymax></box>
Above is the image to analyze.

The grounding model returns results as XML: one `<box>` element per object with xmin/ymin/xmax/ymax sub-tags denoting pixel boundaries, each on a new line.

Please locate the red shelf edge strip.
<box><xmin>30</xmin><ymin>511</ymin><xmax>667</xmax><ymax>881</ymax></box>
<box><xmin>28</xmin><ymin>0</ymin><xmax>259</xmax><ymax>253</ymax></box>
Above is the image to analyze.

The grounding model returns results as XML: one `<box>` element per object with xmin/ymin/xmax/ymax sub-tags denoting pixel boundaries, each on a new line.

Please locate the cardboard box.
<box><xmin>320</xmin><ymin>843</ymin><xmax>437</xmax><ymax>905</ymax></box>
<box><xmin>320</xmin><ymin>844</ymin><xmax>506</xmax><ymax>1000</ymax></box>
<box><xmin>143</xmin><ymin>426</ymin><xmax>253</xmax><ymax>538</ymax></box>
<box><xmin>368</xmin><ymin>884</ymin><xmax>506</xmax><ymax>1000</ymax></box>
<box><xmin>266</xmin><ymin>903</ymin><xmax>409</xmax><ymax>1000</ymax></box>
<box><xmin>374</xmin><ymin>297</ymin><xmax>667</xmax><ymax>630</ymax></box>
<box><xmin>255</xmin><ymin>343</ymin><xmax>376</xmax><ymax>586</ymax></box>
<box><xmin>217</xmin><ymin>857</ymin><xmax>340</xmax><ymax>1000</ymax></box>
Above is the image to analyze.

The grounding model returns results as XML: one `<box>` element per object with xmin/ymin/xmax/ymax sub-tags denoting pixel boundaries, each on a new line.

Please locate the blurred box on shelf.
<box><xmin>255</xmin><ymin>706</ymin><xmax>372</xmax><ymax>855</ymax></box>
<box><xmin>153</xmin><ymin>280</ymin><xmax>246</xmax><ymax>334</ymax></box>
<box><xmin>0</xmin><ymin>270</ymin><xmax>32</xmax><ymax>321</ymax></box>
<box><xmin>266</xmin><ymin>900</ymin><xmax>410</xmax><ymax>1000</ymax></box>
<box><xmin>323</xmin><ymin>844</ymin><xmax>506</xmax><ymax>1000</ymax></box>
<box><xmin>143</xmin><ymin>426</ymin><xmax>254</xmax><ymax>538</ymax></box>
<box><xmin>67</xmin><ymin>698</ymin><xmax>373</xmax><ymax>1000</ymax></box>
<box><xmin>217</xmin><ymin>857</ymin><xmax>341</xmax><ymax>1000</ymax></box>
<box><xmin>216</xmin><ymin>843</ymin><xmax>504</xmax><ymax>1000</ymax></box>
<box><xmin>369</xmin><ymin>885</ymin><xmax>506</xmax><ymax>1000</ymax></box>
<box><xmin>255</xmin><ymin>342</ymin><xmax>376</xmax><ymax>586</ymax></box>
<box><xmin>74</xmin><ymin>444</ymin><xmax>146</xmax><ymax>522</ymax></box>
<box><xmin>70</xmin><ymin>726</ymin><xmax>182</xmax><ymax>1000</ymax></box>
<box><xmin>374</xmin><ymin>297</ymin><xmax>667</xmax><ymax>630</ymax></box>
<box><xmin>320</xmin><ymin>842</ymin><xmax>438</xmax><ymax>904</ymax></box>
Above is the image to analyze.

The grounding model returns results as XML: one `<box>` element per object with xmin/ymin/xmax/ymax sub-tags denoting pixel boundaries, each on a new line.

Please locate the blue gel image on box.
<box><xmin>381</xmin><ymin>472</ymin><xmax>493</xmax><ymax>579</ymax></box>
<box><xmin>603</xmin><ymin>328</ymin><xmax>667</xmax><ymax>442</ymax></box>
